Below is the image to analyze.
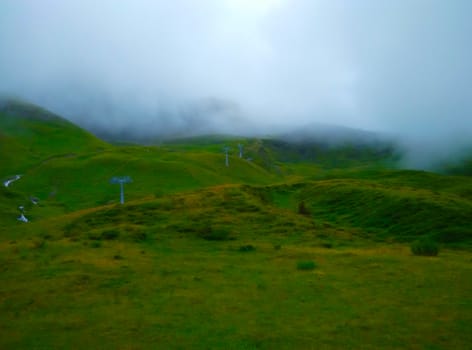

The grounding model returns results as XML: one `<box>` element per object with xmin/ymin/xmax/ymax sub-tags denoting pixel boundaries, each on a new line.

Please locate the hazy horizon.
<box><xmin>1</xmin><ymin>0</ymin><xmax>471</xmax><ymax>167</ymax></box>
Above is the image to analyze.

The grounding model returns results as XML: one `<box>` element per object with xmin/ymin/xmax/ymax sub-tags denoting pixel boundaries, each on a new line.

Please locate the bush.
<box><xmin>297</xmin><ymin>260</ymin><xmax>317</xmax><ymax>270</ymax></box>
<box><xmin>91</xmin><ymin>241</ymin><xmax>102</xmax><ymax>248</ymax></box>
<box><xmin>411</xmin><ymin>239</ymin><xmax>439</xmax><ymax>256</ymax></box>
<box><xmin>321</xmin><ymin>241</ymin><xmax>333</xmax><ymax>249</ymax></box>
<box><xmin>298</xmin><ymin>201</ymin><xmax>310</xmax><ymax>215</ymax></box>
<box><xmin>101</xmin><ymin>230</ymin><xmax>120</xmax><ymax>240</ymax></box>
<box><xmin>88</xmin><ymin>232</ymin><xmax>102</xmax><ymax>240</ymax></box>
<box><xmin>130</xmin><ymin>230</ymin><xmax>148</xmax><ymax>242</ymax></box>
<box><xmin>239</xmin><ymin>244</ymin><xmax>255</xmax><ymax>252</ymax></box>
<box><xmin>198</xmin><ymin>226</ymin><xmax>231</xmax><ymax>241</ymax></box>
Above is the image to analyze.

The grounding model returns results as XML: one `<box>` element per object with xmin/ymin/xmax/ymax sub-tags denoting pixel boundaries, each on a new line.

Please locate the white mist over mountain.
<box><xmin>0</xmin><ymin>0</ymin><xmax>471</xmax><ymax>166</ymax></box>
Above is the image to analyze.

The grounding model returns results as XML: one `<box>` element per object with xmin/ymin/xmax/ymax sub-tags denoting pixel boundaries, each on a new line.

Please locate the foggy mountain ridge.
<box><xmin>3</xmin><ymin>95</ymin><xmax>472</xmax><ymax>173</ymax></box>
<box><xmin>1</xmin><ymin>1</ymin><xmax>471</xmax><ymax>168</ymax></box>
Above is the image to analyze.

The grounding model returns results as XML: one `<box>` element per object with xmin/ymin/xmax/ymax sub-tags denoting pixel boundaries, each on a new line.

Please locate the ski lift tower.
<box><xmin>238</xmin><ymin>143</ymin><xmax>244</xmax><ymax>158</ymax></box>
<box><xmin>110</xmin><ymin>176</ymin><xmax>132</xmax><ymax>204</ymax></box>
<box><xmin>223</xmin><ymin>146</ymin><xmax>230</xmax><ymax>167</ymax></box>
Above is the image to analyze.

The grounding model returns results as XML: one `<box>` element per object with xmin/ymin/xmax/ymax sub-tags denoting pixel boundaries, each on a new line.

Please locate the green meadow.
<box><xmin>1</xmin><ymin>100</ymin><xmax>471</xmax><ymax>349</ymax></box>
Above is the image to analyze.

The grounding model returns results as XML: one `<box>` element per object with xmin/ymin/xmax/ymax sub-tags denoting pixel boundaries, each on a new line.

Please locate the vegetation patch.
<box><xmin>238</xmin><ymin>244</ymin><xmax>256</xmax><ymax>252</ymax></box>
<box><xmin>411</xmin><ymin>239</ymin><xmax>440</xmax><ymax>256</ymax></box>
<box><xmin>298</xmin><ymin>200</ymin><xmax>310</xmax><ymax>215</ymax></box>
<box><xmin>198</xmin><ymin>226</ymin><xmax>232</xmax><ymax>241</ymax></box>
<box><xmin>101</xmin><ymin>229</ymin><xmax>120</xmax><ymax>240</ymax></box>
<box><xmin>296</xmin><ymin>260</ymin><xmax>317</xmax><ymax>270</ymax></box>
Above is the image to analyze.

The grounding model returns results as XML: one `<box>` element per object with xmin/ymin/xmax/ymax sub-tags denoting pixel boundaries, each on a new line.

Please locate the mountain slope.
<box><xmin>0</xmin><ymin>98</ymin><xmax>108</xmax><ymax>174</ymax></box>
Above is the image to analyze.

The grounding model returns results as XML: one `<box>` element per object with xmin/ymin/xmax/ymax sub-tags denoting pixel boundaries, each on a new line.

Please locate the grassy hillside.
<box><xmin>10</xmin><ymin>146</ymin><xmax>277</xmax><ymax>217</ymax></box>
<box><xmin>441</xmin><ymin>156</ymin><xmax>472</xmax><ymax>176</ymax></box>
<box><xmin>161</xmin><ymin>135</ymin><xmax>399</xmax><ymax>180</ymax></box>
<box><xmin>1</xmin><ymin>185</ymin><xmax>471</xmax><ymax>349</ymax></box>
<box><xmin>0</xmin><ymin>101</ymin><xmax>278</xmax><ymax>224</ymax></box>
<box><xmin>0</xmin><ymin>98</ymin><xmax>108</xmax><ymax>174</ymax></box>
<box><xmin>1</xmin><ymin>100</ymin><xmax>472</xmax><ymax>348</ymax></box>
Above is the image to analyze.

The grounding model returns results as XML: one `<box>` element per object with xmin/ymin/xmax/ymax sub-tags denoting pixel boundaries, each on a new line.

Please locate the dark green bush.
<box><xmin>88</xmin><ymin>232</ymin><xmax>102</xmax><ymax>240</ymax></box>
<box><xmin>411</xmin><ymin>239</ymin><xmax>439</xmax><ymax>256</ymax></box>
<box><xmin>239</xmin><ymin>244</ymin><xmax>255</xmax><ymax>252</ymax></box>
<box><xmin>90</xmin><ymin>241</ymin><xmax>102</xmax><ymax>248</ymax></box>
<box><xmin>101</xmin><ymin>230</ymin><xmax>120</xmax><ymax>240</ymax></box>
<box><xmin>298</xmin><ymin>201</ymin><xmax>310</xmax><ymax>215</ymax></box>
<box><xmin>321</xmin><ymin>241</ymin><xmax>333</xmax><ymax>248</ymax></box>
<box><xmin>197</xmin><ymin>226</ymin><xmax>231</xmax><ymax>241</ymax></box>
<box><xmin>130</xmin><ymin>230</ymin><xmax>148</xmax><ymax>242</ymax></box>
<box><xmin>297</xmin><ymin>260</ymin><xmax>317</xmax><ymax>270</ymax></box>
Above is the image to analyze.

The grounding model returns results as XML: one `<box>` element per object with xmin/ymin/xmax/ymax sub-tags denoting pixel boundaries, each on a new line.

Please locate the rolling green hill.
<box><xmin>268</xmin><ymin>173</ymin><xmax>472</xmax><ymax>246</ymax></box>
<box><xmin>0</xmin><ymin>100</ymin><xmax>279</xmax><ymax>224</ymax></box>
<box><xmin>1</xmin><ymin>100</ymin><xmax>472</xmax><ymax>349</ymax></box>
<box><xmin>2</xmin><ymin>99</ymin><xmax>471</xmax><ymax>246</ymax></box>
<box><xmin>0</xmin><ymin>98</ymin><xmax>108</xmax><ymax>174</ymax></box>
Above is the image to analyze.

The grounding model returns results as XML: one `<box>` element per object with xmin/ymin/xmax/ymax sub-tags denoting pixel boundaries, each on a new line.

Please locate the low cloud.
<box><xmin>0</xmin><ymin>0</ymin><xmax>471</xmax><ymax>166</ymax></box>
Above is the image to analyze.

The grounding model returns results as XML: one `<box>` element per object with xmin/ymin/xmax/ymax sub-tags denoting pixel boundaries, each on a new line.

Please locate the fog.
<box><xmin>0</xmin><ymin>0</ymin><xmax>471</xmax><ymax>166</ymax></box>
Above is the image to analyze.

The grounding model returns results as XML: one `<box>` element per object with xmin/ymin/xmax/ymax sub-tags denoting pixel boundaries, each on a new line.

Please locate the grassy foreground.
<box><xmin>1</xmin><ymin>185</ymin><xmax>472</xmax><ymax>349</ymax></box>
<box><xmin>1</xmin><ymin>233</ymin><xmax>471</xmax><ymax>349</ymax></box>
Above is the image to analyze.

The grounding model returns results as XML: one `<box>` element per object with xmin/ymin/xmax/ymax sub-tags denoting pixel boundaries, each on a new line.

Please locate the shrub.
<box><xmin>298</xmin><ymin>201</ymin><xmax>310</xmax><ymax>215</ymax></box>
<box><xmin>297</xmin><ymin>260</ymin><xmax>317</xmax><ymax>270</ymax></box>
<box><xmin>130</xmin><ymin>230</ymin><xmax>148</xmax><ymax>242</ymax></box>
<box><xmin>273</xmin><ymin>243</ymin><xmax>282</xmax><ymax>250</ymax></box>
<box><xmin>321</xmin><ymin>241</ymin><xmax>333</xmax><ymax>249</ymax></box>
<box><xmin>88</xmin><ymin>232</ymin><xmax>102</xmax><ymax>240</ymax></box>
<box><xmin>91</xmin><ymin>241</ymin><xmax>102</xmax><ymax>248</ymax></box>
<box><xmin>198</xmin><ymin>226</ymin><xmax>231</xmax><ymax>241</ymax></box>
<box><xmin>411</xmin><ymin>239</ymin><xmax>439</xmax><ymax>256</ymax></box>
<box><xmin>101</xmin><ymin>229</ymin><xmax>120</xmax><ymax>240</ymax></box>
<box><xmin>239</xmin><ymin>244</ymin><xmax>255</xmax><ymax>252</ymax></box>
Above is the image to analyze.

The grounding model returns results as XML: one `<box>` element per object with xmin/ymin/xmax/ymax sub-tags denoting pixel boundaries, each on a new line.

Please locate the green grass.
<box><xmin>1</xmin><ymin>99</ymin><xmax>472</xmax><ymax>348</ymax></box>
<box><xmin>296</xmin><ymin>260</ymin><xmax>317</xmax><ymax>270</ymax></box>
<box><xmin>266</xmin><ymin>175</ymin><xmax>472</xmax><ymax>246</ymax></box>
<box><xmin>1</xmin><ymin>234</ymin><xmax>471</xmax><ymax>349</ymax></box>
<box><xmin>0</xmin><ymin>99</ymin><xmax>108</xmax><ymax>174</ymax></box>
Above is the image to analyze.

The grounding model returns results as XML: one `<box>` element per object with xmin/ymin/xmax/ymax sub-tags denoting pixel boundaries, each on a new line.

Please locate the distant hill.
<box><xmin>0</xmin><ymin>98</ymin><xmax>108</xmax><ymax>174</ymax></box>
<box><xmin>0</xmin><ymin>101</ymin><xmax>278</xmax><ymax>221</ymax></box>
<box><xmin>440</xmin><ymin>155</ymin><xmax>472</xmax><ymax>176</ymax></box>
<box><xmin>160</xmin><ymin>127</ymin><xmax>401</xmax><ymax>172</ymax></box>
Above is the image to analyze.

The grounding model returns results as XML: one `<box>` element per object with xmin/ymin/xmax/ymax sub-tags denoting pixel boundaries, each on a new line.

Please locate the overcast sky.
<box><xmin>0</xmin><ymin>0</ymin><xmax>471</xmax><ymax>162</ymax></box>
